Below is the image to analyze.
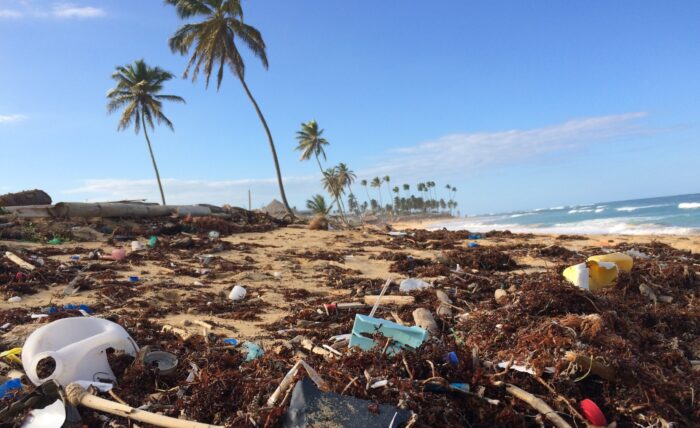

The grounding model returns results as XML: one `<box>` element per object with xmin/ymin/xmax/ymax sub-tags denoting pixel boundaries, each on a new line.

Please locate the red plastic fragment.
<box><xmin>580</xmin><ymin>398</ymin><xmax>607</xmax><ymax>426</ymax></box>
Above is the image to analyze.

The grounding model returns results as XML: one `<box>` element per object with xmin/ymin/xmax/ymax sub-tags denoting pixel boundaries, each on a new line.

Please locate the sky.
<box><xmin>0</xmin><ymin>0</ymin><xmax>699</xmax><ymax>215</ymax></box>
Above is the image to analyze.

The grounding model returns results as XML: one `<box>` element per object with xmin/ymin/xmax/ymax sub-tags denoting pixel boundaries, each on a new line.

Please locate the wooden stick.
<box><xmin>66</xmin><ymin>383</ymin><xmax>221</xmax><ymax>428</ymax></box>
<box><xmin>565</xmin><ymin>351</ymin><xmax>616</xmax><ymax>382</ymax></box>
<box><xmin>412</xmin><ymin>308</ymin><xmax>438</xmax><ymax>335</ymax></box>
<box><xmin>504</xmin><ymin>383</ymin><xmax>572</xmax><ymax>428</ymax></box>
<box><xmin>364</xmin><ymin>295</ymin><xmax>414</xmax><ymax>306</ymax></box>
<box><xmin>267</xmin><ymin>361</ymin><xmax>302</xmax><ymax>406</ymax></box>
<box><xmin>391</xmin><ymin>311</ymin><xmax>407</xmax><ymax>326</ymax></box>
<box><xmin>435</xmin><ymin>290</ymin><xmax>453</xmax><ymax>317</ymax></box>
<box><xmin>4</xmin><ymin>251</ymin><xmax>35</xmax><ymax>271</ymax></box>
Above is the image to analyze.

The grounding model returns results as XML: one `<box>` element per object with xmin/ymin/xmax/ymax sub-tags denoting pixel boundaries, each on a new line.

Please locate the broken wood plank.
<box><xmin>364</xmin><ymin>295</ymin><xmax>414</xmax><ymax>306</ymax></box>
<box><xmin>4</xmin><ymin>251</ymin><xmax>35</xmax><ymax>271</ymax></box>
<box><xmin>412</xmin><ymin>308</ymin><xmax>438</xmax><ymax>335</ymax></box>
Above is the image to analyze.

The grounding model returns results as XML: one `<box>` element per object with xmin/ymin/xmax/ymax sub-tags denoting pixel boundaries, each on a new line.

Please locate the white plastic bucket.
<box><xmin>21</xmin><ymin>317</ymin><xmax>138</xmax><ymax>386</ymax></box>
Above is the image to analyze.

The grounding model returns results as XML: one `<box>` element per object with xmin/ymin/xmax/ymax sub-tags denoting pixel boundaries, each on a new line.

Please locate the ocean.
<box><xmin>431</xmin><ymin>193</ymin><xmax>700</xmax><ymax>235</ymax></box>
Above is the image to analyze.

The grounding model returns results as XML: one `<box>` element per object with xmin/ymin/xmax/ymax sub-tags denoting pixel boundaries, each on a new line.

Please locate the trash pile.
<box><xmin>0</xmin><ymin>224</ymin><xmax>698</xmax><ymax>427</ymax></box>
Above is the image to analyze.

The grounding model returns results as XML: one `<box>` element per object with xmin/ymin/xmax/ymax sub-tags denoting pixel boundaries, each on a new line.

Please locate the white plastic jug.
<box><xmin>22</xmin><ymin>317</ymin><xmax>139</xmax><ymax>386</ymax></box>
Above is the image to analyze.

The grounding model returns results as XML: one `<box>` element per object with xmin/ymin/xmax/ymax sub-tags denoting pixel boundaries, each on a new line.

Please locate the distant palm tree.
<box><xmin>306</xmin><ymin>194</ymin><xmax>332</xmax><ymax>215</ymax></box>
<box><xmin>360</xmin><ymin>179</ymin><xmax>371</xmax><ymax>207</ymax></box>
<box><xmin>370</xmin><ymin>177</ymin><xmax>383</xmax><ymax>209</ymax></box>
<box><xmin>383</xmin><ymin>176</ymin><xmax>393</xmax><ymax>212</ymax></box>
<box><xmin>107</xmin><ymin>59</ymin><xmax>184</xmax><ymax>206</ymax></box>
<box><xmin>295</xmin><ymin>120</ymin><xmax>329</xmax><ymax>173</ymax></box>
<box><xmin>166</xmin><ymin>0</ymin><xmax>293</xmax><ymax>217</ymax></box>
<box><xmin>403</xmin><ymin>183</ymin><xmax>410</xmax><ymax>198</ymax></box>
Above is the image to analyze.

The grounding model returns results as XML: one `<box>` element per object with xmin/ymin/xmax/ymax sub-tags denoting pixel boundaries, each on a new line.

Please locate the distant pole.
<box><xmin>248</xmin><ymin>190</ymin><xmax>251</xmax><ymax>211</ymax></box>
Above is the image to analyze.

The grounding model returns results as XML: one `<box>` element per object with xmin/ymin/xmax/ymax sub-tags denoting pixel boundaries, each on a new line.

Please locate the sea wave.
<box><xmin>615</xmin><ymin>204</ymin><xmax>669</xmax><ymax>212</ymax></box>
<box><xmin>428</xmin><ymin>218</ymin><xmax>699</xmax><ymax>236</ymax></box>
<box><xmin>679</xmin><ymin>202</ymin><xmax>700</xmax><ymax>209</ymax></box>
<box><xmin>568</xmin><ymin>208</ymin><xmax>594</xmax><ymax>214</ymax></box>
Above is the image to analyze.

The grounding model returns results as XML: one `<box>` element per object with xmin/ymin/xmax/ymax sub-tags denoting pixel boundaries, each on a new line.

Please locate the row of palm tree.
<box><xmin>107</xmin><ymin>0</ymin><xmax>294</xmax><ymax>216</ymax></box>
<box><xmin>358</xmin><ymin>178</ymin><xmax>459</xmax><ymax>216</ymax></box>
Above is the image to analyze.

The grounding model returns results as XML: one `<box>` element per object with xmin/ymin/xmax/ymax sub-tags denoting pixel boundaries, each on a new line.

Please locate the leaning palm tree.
<box><xmin>360</xmin><ymin>179</ymin><xmax>371</xmax><ymax>206</ymax></box>
<box><xmin>382</xmin><ymin>176</ymin><xmax>393</xmax><ymax>212</ymax></box>
<box><xmin>107</xmin><ymin>59</ymin><xmax>184</xmax><ymax>205</ymax></box>
<box><xmin>336</xmin><ymin>163</ymin><xmax>356</xmax><ymax>194</ymax></box>
<box><xmin>306</xmin><ymin>194</ymin><xmax>332</xmax><ymax>216</ymax></box>
<box><xmin>295</xmin><ymin>120</ymin><xmax>329</xmax><ymax>173</ymax></box>
<box><xmin>166</xmin><ymin>0</ymin><xmax>293</xmax><ymax>217</ymax></box>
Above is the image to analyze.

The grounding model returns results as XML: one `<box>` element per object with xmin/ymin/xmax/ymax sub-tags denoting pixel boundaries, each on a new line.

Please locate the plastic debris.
<box><xmin>7</xmin><ymin>296</ymin><xmax>22</xmax><ymax>303</ymax></box>
<box><xmin>468</xmin><ymin>242</ymin><xmax>479</xmax><ymax>248</ymax></box>
<box><xmin>47</xmin><ymin>238</ymin><xmax>62</xmax><ymax>245</ymax></box>
<box><xmin>349</xmin><ymin>314</ymin><xmax>427</xmax><ymax>355</ymax></box>
<box><xmin>0</xmin><ymin>378</ymin><xmax>22</xmax><ymax>399</ymax></box>
<box><xmin>563</xmin><ymin>252</ymin><xmax>634</xmax><ymax>290</ymax></box>
<box><xmin>399</xmin><ymin>278</ymin><xmax>432</xmax><ymax>293</ymax></box>
<box><xmin>148</xmin><ymin>236</ymin><xmax>158</xmax><ymax>248</ymax></box>
<box><xmin>208</xmin><ymin>230</ymin><xmax>220</xmax><ymax>240</ymax></box>
<box><xmin>580</xmin><ymin>398</ymin><xmax>607</xmax><ymax>426</ymax></box>
<box><xmin>138</xmin><ymin>346</ymin><xmax>178</xmax><ymax>376</ymax></box>
<box><xmin>282</xmin><ymin>377</ymin><xmax>412</xmax><ymax>428</ymax></box>
<box><xmin>128</xmin><ymin>276</ymin><xmax>139</xmax><ymax>283</ymax></box>
<box><xmin>0</xmin><ymin>347</ymin><xmax>22</xmax><ymax>364</ymax></box>
<box><xmin>229</xmin><ymin>285</ymin><xmax>247</xmax><ymax>301</ymax></box>
<box><xmin>242</xmin><ymin>342</ymin><xmax>264</xmax><ymax>361</ymax></box>
<box><xmin>20</xmin><ymin>398</ymin><xmax>66</xmax><ymax>428</ymax></box>
<box><xmin>21</xmin><ymin>317</ymin><xmax>139</xmax><ymax>386</ymax></box>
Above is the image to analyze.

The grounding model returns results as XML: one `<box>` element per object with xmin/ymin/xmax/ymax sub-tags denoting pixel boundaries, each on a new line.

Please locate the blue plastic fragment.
<box><xmin>444</xmin><ymin>351</ymin><xmax>458</xmax><ymax>366</ymax></box>
<box><xmin>242</xmin><ymin>342</ymin><xmax>264</xmax><ymax>361</ymax></box>
<box><xmin>0</xmin><ymin>378</ymin><xmax>22</xmax><ymax>399</ymax></box>
<box><xmin>63</xmin><ymin>304</ymin><xmax>93</xmax><ymax>314</ymax></box>
<box><xmin>468</xmin><ymin>234</ymin><xmax>482</xmax><ymax>240</ymax></box>
<box><xmin>350</xmin><ymin>314</ymin><xmax>427</xmax><ymax>355</ymax></box>
<box><xmin>468</xmin><ymin>242</ymin><xmax>479</xmax><ymax>248</ymax></box>
<box><xmin>222</xmin><ymin>338</ymin><xmax>239</xmax><ymax>347</ymax></box>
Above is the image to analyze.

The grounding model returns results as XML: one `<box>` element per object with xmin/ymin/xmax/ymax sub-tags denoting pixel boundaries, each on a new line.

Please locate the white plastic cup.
<box><xmin>131</xmin><ymin>241</ymin><xmax>144</xmax><ymax>251</ymax></box>
<box><xmin>229</xmin><ymin>285</ymin><xmax>247</xmax><ymax>301</ymax></box>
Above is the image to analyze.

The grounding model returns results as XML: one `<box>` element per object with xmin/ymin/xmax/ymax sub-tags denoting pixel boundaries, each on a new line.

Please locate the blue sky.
<box><xmin>1</xmin><ymin>0</ymin><xmax>699</xmax><ymax>214</ymax></box>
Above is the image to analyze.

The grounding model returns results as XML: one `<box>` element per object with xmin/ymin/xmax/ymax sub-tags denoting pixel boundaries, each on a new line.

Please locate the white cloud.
<box><xmin>0</xmin><ymin>114</ymin><xmax>27</xmax><ymax>123</ymax></box>
<box><xmin>0</xmin><ymin>2</ymin><xmax>105</xmax><ymax>19</ymax></box>
<box><xmin>0</xmin><ymin>9</ymin><xmax>22</xmax><ymax>18</ymax></box>
<box><xmin>365</xmin><ymin>112</ymin><xmax>651</xmax><ymax>178</ymax></box>
<box><xmin>61</xmin><ymin>176</ymin><xmax>319</xmax><ymax>208</ymax></box>
<box><xmin>52</xmin><ymin>3</ymin><xmax>105</xmax><ymax>18</ymax></box>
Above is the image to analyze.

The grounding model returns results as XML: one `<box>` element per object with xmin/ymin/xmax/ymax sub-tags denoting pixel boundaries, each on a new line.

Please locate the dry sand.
<box><xmin>2</xmin><ymin>222</ymin><xmax>697</xmax><ymax>346</ymax></box>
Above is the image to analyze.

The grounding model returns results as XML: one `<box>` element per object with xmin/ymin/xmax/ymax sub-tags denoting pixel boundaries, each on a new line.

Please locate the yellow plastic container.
<box><xmin>587</xmin><ymin>252</ymin><xmax>633</xmax><ymax>273</ymax></box>
<box><xmin>563</xmin><ymin>252</ymin><xmax>634</xmax><ymax>291</ymax></box>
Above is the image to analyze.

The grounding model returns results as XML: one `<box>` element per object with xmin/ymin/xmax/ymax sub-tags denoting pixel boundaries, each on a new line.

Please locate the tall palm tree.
<box><xmin>336</xmin><ymin>163</ymin><xmax>356</xmax><ymax>194</ymax></box>
<box><xmin>360</xmin><ymin>179</ymin><xmax>371</xmax><ymax>206</ymax></box>
<box><xmin>403</xmin><ymin>183</ymin><xmax>410</xmax><ymax>198</ymax></box>
<box><xmin>306</xmin><ymin>194</ymin><xmax>332</xmax><ymax>215</ymax></box>
<box><xmin>166</xmin><ymin>0</ymin><xmax>293</xmax><ymax>217</ymax></box>
<box><xmin>107</xmin><ymin>59</ymin><xmax>184</xmax><ymax>206</ymax></box>
<box><xmin>382</xmin><ymin>176</ymin><xmax>393</xmax><ymax>212</ymax></box>
<box><xmin>370</xmin><ymin>177</ymin><xmax>383</xmax><ymax>209</ymax></box>
<box><xmin>322</xmin><ymin>167</ymin><xmax>347</xmax><ymax>222</ymax></box>
<box><xmin>295</xmin><ymin>120</ymin><xmax>329</xmax><ymax>173</ymax></box>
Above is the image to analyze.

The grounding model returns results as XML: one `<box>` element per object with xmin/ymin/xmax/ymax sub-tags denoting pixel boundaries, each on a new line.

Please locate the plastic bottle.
<box><xmin>21</xmin><ymin>317</ymin><xmax>139</xmax><ymax>386</ymax></box>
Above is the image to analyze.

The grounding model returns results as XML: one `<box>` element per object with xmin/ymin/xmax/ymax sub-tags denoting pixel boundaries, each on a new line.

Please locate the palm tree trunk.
<box><xmin>142</xmin><ymin>113</ymin><xmax>166</xmax><ymax>206</ymax></box>
<box><xmin>238</xmin><ymin>75</ymin><xmax>294</xmax><ymax>218</ymax></box>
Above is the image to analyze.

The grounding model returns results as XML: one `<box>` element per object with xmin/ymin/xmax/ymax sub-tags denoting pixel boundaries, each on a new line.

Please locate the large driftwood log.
<box><xmin>0</xmin><ymin>189</ymin><xmax>51</xmax><ymax>207</ymax></box>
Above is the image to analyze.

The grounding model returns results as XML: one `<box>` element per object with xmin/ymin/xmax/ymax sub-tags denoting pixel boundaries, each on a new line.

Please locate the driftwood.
<box><xmin>66</xmin><ymin>383</ymin><xmax>221</xmax><ymax>428</ymax></box>
<box><xmin>565</xmin><ymin>351</ymin><xmax>616</xmax><ymax>382</ymax></box>
<box><xmin>266</xmin><ymin>360</ymin><xmax>328</xmax><ymax>407</ymax></box>
<box><xmin>4</xmin><ymin>252</ymin><xmax>35</xmax><ymax>271</ymax></box>
<box><xmin>503</xmin><ymin>383</ymin><xmax>572</xmax><ymax>428</ymax></box>
<box><xmin>412</xmin><ymin>308</ymin><xmax>438</xmax><ymax>335</ymax></box>
<box><xmin>0</xmin><ymin>189</ymin><xmax>51</xmax><ymax>207</ymax></box>
<box><xmin>364</xmin><ymin>295</ymin><xmax>415</xmax><ymax>306</ymax></box>
<box><xmin>435</xmin><ymin>290</ymin><xmax>453</xmax><ymax>317</ymax></box>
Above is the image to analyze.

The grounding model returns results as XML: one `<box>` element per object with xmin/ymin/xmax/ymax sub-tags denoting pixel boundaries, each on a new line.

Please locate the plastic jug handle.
<box><xmin>28</xmin><ymin>351</ymin><xmax>63</xmax><ymax>383</ymax></box>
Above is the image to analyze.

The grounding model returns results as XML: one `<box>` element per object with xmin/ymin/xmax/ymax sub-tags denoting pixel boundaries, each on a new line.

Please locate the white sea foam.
<box><xmin>568</xmin><ymin>208</ymin><xmax>594</xmax><ymax>214</ymax></box>
<box><xmin>616</xmin><ymin>204</ymin><xmax>669</xmax><ymax>212</ymax></box>
<box><xmin>679</xmin><ymin>202</ymin><xmax>700</xmax><ymax>209</ymax></box>
<box><xmin>428</xmin><ymin>217</ymin><xmax>698</xmax><ymax>236</ymax></box>
<box><xmin>595</xmin><ymin>207</ymin><xmax>605</xmax><ymax>213</ymax></box>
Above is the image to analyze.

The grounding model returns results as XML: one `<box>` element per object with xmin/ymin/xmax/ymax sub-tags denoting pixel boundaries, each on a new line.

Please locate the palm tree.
<box><xmin>336</xmin><ymin>163</ymin><xmax>356</xmax><ymax>193</ymax></box>
<box><xmin>295</xmin><ymin>120</ymin><xmax>329</xmax><ymax>173</ymax></box>
<box><xmin>383</xmin><ymin>176</ymin><xmax>393</xmax><ymax>212</ymax></box>
<box><xmin>322</xmin><ymin>168</ymin><xmax>346</xmax><ymax>220</ymax></box>
<box><xmin>403</xmin><ymin>183</ymin><xmax>410</xmax><ymax>199</ymax></box>
<box><xmin>370</xmin><ymin>177</ymin><xmax>383</xmax><ymax>209</ymax></box>
<box><xmin>360</xmin><ymin>179</ymin><xmax>371</xmax><ymax>206</ymax></box>
<box><xmin>107</xmin><ymin>59</ymin><xmax>184</xmax><ymax>206</ymax></box>
<box><xmin>166</xmin><ymin>0</ymin><xmax>293</xmax><ymax>217</ymax></box>
<box><xmin>306</xmin><ymin>194</ymin><xmax>332</xmax><ymax>215</ymax></box>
